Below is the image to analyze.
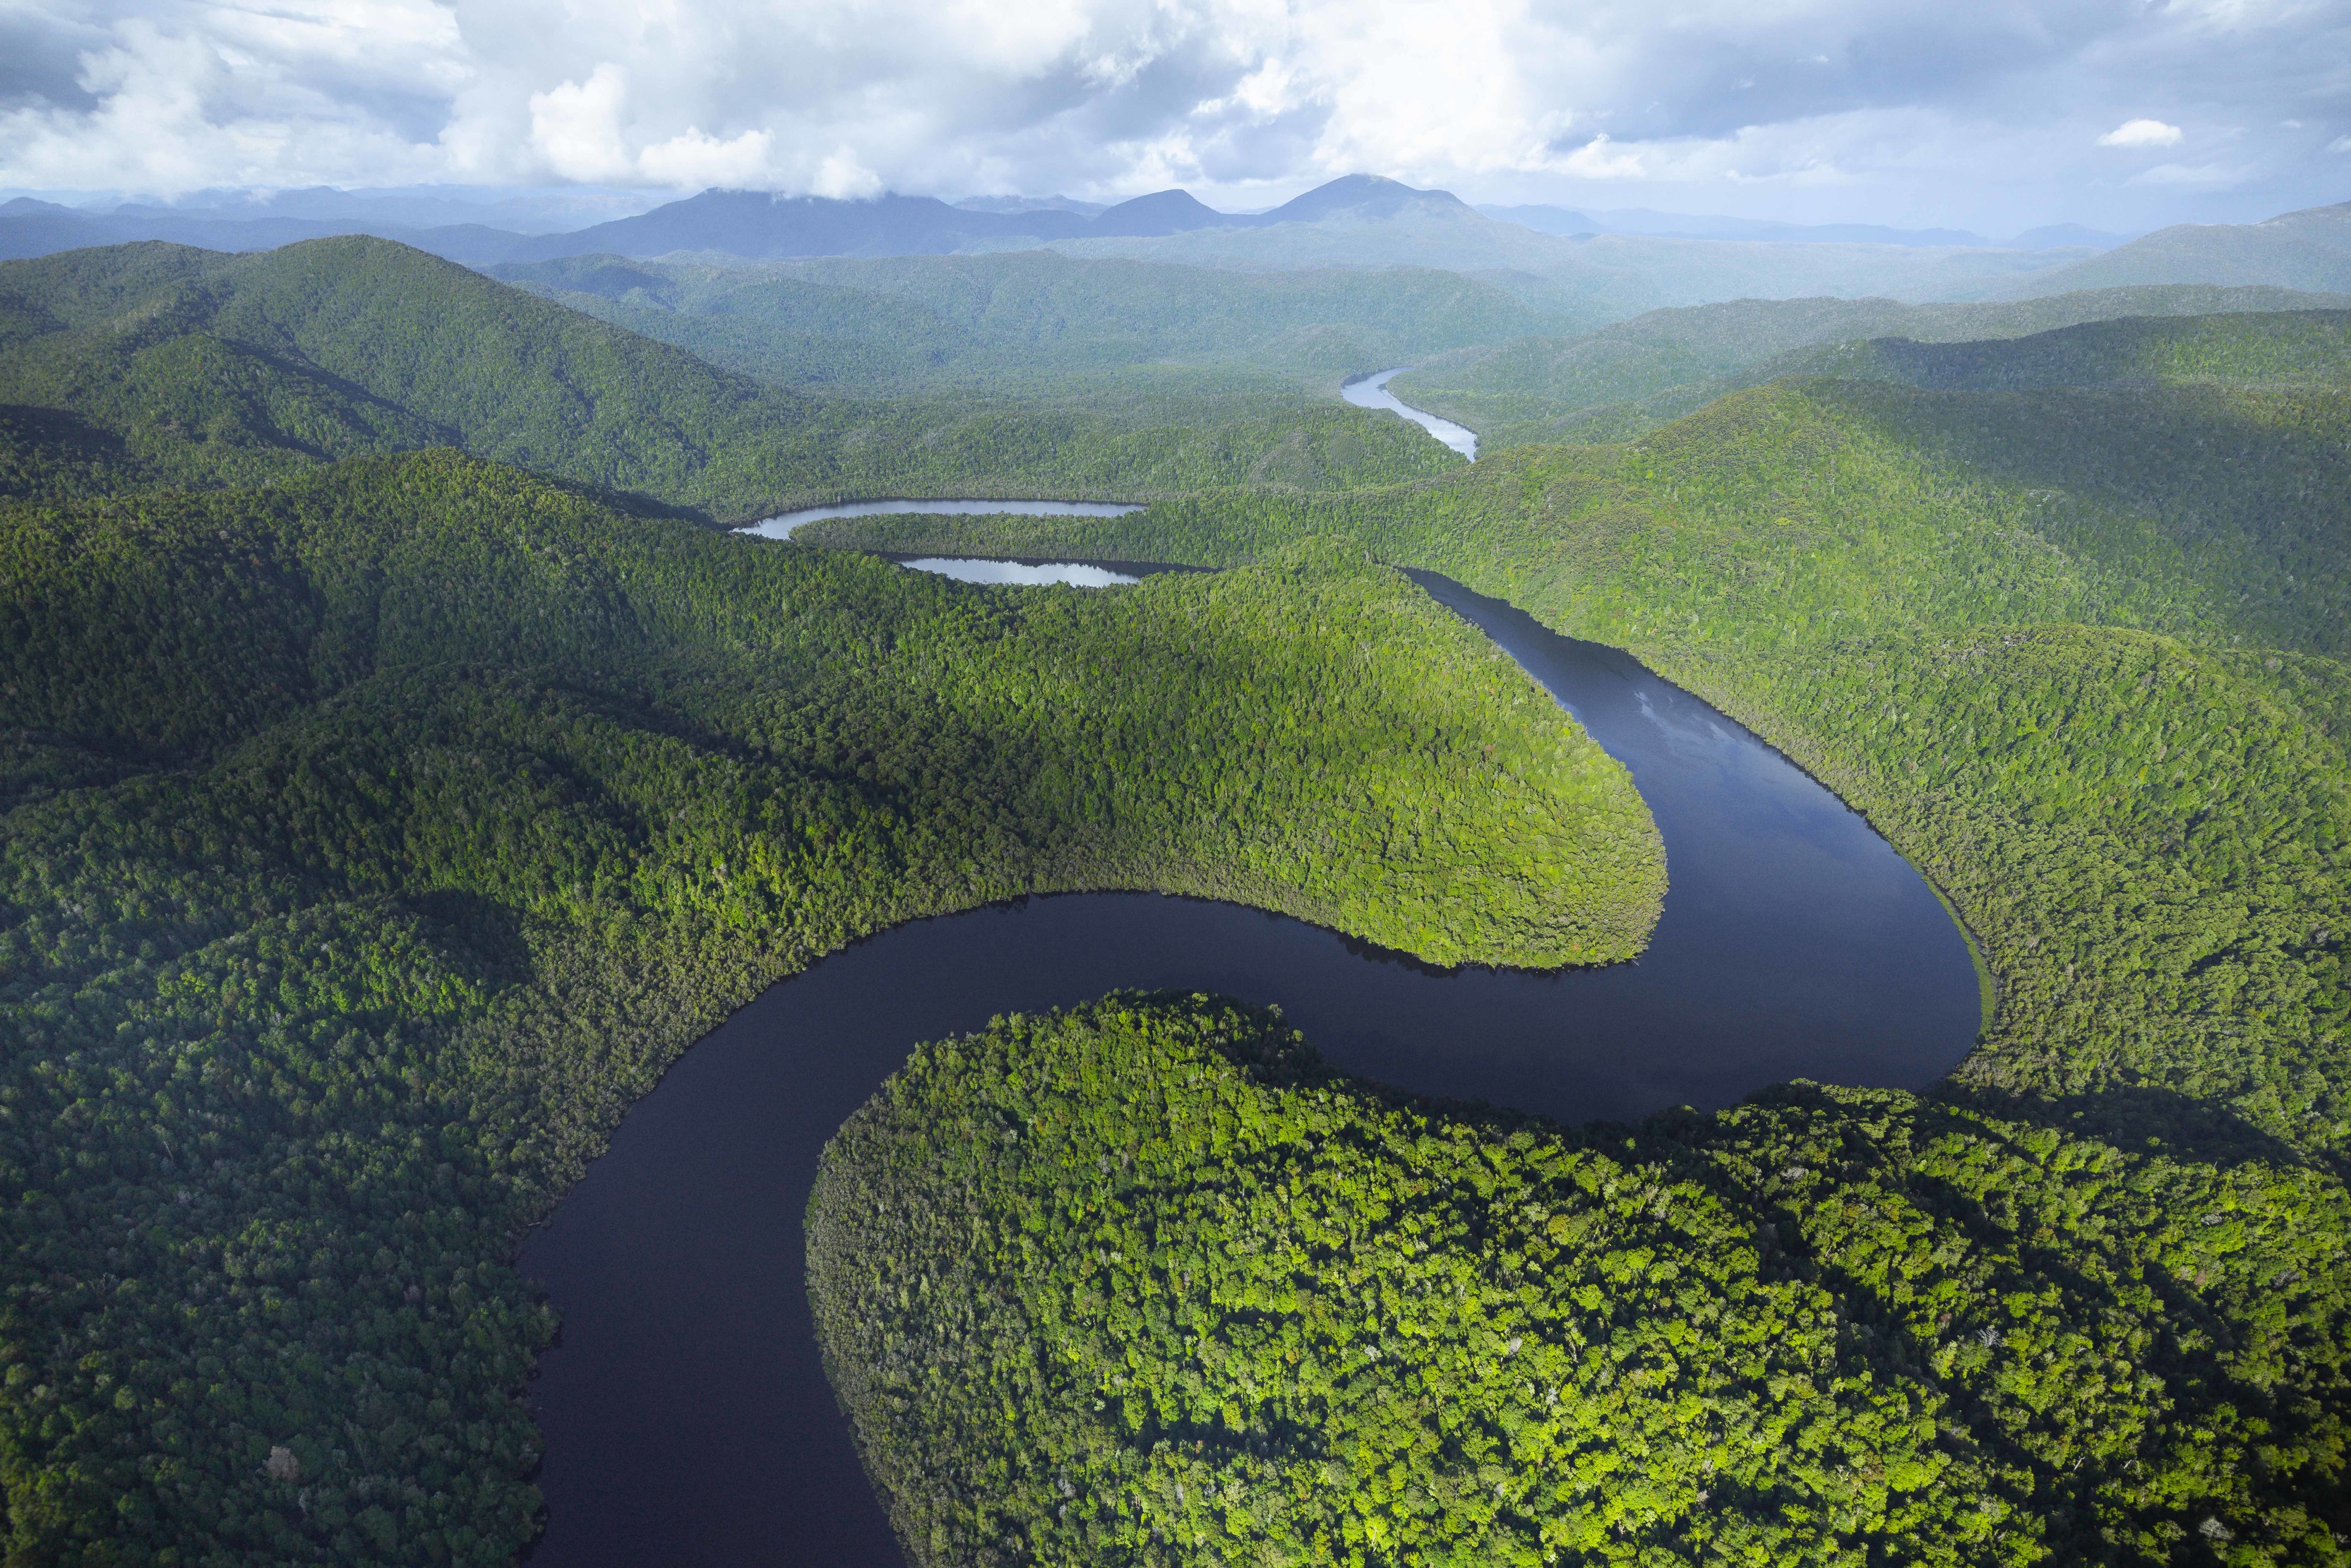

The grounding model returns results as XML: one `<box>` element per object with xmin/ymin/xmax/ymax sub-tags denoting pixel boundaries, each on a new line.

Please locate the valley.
<box><xmin>0</xmin><ymin>185</ymin><xmax>2345</xmax><ymax>1568</ymax></box>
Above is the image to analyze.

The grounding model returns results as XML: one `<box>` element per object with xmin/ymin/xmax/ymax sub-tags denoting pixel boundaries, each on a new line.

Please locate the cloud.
<box><xmin>2098</xmin><ymin>118</ymin><xmax>2184</xmax><ymax>147</ymax></box>
<box><xmin>2332</xmin><ymin>134</ymin><xmax>2351</xmax><ymax>153</ymax></box>
<box><xmin>0</xmin><ymin>0</ymin><xmax>2343</xmax><ymax>232</ymax></box>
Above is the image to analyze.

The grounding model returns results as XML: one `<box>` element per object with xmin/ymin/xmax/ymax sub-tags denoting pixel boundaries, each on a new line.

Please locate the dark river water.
<box><xmin>517</xmin><ymin>570</ymin><xmax>1985</xmax><ymax>1566</ymax></box>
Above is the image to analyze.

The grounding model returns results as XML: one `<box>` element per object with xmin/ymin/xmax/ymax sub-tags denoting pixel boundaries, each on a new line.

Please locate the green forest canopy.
<box><xmin>0</xmin><ymin>445</ymin><xmax>1656</xmax><ymax>1564</ymax></box>
<box><xmin>1391</xmin><ymin>286</ymin><xmax>2351</xmax><ymax>447</ymax></box>
<box><xmin>0</xmin><ymin>239</ymin><xmax>1461</xmax><ymax>519</ymax></box>
<box><xmin>801</xmin><ymin>301</ymin><xmax>2351</xmax><ymax>1566</ymax></box>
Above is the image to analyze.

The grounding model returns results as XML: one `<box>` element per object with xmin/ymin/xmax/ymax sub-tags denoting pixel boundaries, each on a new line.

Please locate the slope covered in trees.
<box><xmin>491</xmin><ymin>249</ymin><xmax>1574</xmax><ymax>395</ymax></box>
<box><xmin>0</xmin><ymin>239</ymin><xmax>1460</xmax><ymax>516</ymax></box>
<box><xmin>801</xmin><ymin>335</ymin><xmax>2351</xmax><ymax>1159</ymax></box>
<box><xmin>0</xmin><ymin>450</ymin><xmax>1658</xmax><ymax>1562</ymax></box>
<box><xmin>803</xmin><ymin>311</ymin><xmax>2351</xmax><ymax>1560</ymax></box>
<box><xmin>813</xmin><ymin>993</ymin><xmax>2351</xmax><ymax>1567</ymax></box>
<box><xmin>1392</xmin><ymin>287</ymin><xmax>2350</xmax><ymax>447</ymax></box>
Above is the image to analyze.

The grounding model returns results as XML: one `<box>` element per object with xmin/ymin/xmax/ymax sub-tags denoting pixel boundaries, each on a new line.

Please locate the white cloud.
<box><xmin>2329</xmin><ymin>135</ymin><xmax>2351</xmax><ymax>153</ymax></box>
<box><xmin>528</xmin><ymin>65</ymin><xmax>632</xmax><ymax>183</ymax></box>
<box><xmin>0</xmin><ymin>0</ymin><xmax>2343</xmax><ymax>229</ymax></box>
<box><xmin>2098</xmin><ymin>118</ymin><xmax>2184</xmax><ymax>147</ymax></box>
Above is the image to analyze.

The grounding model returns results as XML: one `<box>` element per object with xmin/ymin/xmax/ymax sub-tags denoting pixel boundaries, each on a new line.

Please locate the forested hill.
<box><xmin>800</xmin><ymin>312</ymin><xmax>2351</xmax><ymax>1566</ymax></box>
<box><xmin>0</xmin><ymin>448</ymin><xmax>1658</xmax><ymax>1560</ymax></box>
<box><xmin>812</xmin><ymin>313</ymin><xmax>2351</xmax><ymax>659</ymax></box>
<box><xmin>0</xmin><ymin>239</ymin><xmax>1461</xmax><ymax>517</ymax></box>
<box><xmin>491</xmin><ymin>249</ymin><xmax>1574</xmax><ymax>394</ymax></box>
<box><xmin>1394</xmin><ymin>284</ymin><xmax>2351</xmax><ymax>446</ymax></box>
<box><xmin>1771</xmin><ymin>307</ymin><xmax>2351</xmax><ymax>390</ymax></box>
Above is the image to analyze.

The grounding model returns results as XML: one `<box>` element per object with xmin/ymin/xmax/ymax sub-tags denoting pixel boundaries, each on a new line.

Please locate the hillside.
<box><xmin>1394</xmin><ymin>285</ymin><xmax>2351</xmax><ymax>446</ymax></box>
<box><xmin>0</xmin><ymin>449</ymin><xmax>1658</xmax><ymax>1561</ymax></box>
<box><xmin>0</xmin><ymin>238</ymin><xmax>1461</xmax><ymax>515</ymax></box>
<box><xmin>2014</xmin><ymin>200</ymin><xmax>2351</xmax><ymax>297</ymax></box>
<box><xmin>815</xmin><ymin>993</ymin><xmax>2351</xmax><ymax>1567</ymax></box>
<box><xmin>1046</xmin><ymin>196</ymin><xmax>2088</xmax><ymax>317</ymax></box>
<box><xmin>491</xmin><ymin>249</ymin><xmax>1576</xmax><ymax>393</ymax></box>
<box><xmin>801</xmin><ymin>340</ymin><xmax>2351</xmax><ymax>1564</ymax></box>
<box><xmin>799</xmin><ymin>359</ymin><xmax>2351</xmax><ymax>1135</ymax></box>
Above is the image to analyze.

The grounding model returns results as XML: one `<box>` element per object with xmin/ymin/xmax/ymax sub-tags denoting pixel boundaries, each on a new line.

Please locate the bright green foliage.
<box><xmin>1392</xmin><ymin>289</ymin><xmax>2351</xmax><ymax>448</ymax></box>
<box><xmin>0</xmin><ymin>450</ymin><xmax>1656</xmax><ymax>1564</ymax></box>
<box><xmin>0</xmin><ymin>239</ymin><xmax>1459</xmax><ymax>515</ymax></box>
<box><xmin>810</xmin><ymin>995</ymin><xmax>2351</xmax><ymax>1568</ymax></box>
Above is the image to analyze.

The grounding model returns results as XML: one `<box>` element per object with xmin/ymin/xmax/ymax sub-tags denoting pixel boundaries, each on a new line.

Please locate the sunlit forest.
<box><xmin>1</xmin><ymin>227</ymin><xmax>2346</xmax><ymax>1567</ymax></box>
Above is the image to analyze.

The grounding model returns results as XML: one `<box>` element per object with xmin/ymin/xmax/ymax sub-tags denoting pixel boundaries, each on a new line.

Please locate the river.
<box><xmin>515</xmin><ymin>565</ymin><xmax>1982</xmax><ymax>1566</ymax></box>
<box><xmin>1342</xmin><ymin>368</ymin><xmax>1478</xmax><ymax>459</ymax></box>
<box><xmin>738</xmin><ymin>498</ymin><xmax>1144</xmax><ymax>541</ymax></box>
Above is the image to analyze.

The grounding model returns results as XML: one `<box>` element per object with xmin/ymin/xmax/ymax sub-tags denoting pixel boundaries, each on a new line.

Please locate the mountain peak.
<box><xmin>1262</xmin><ymin>175</ymin><xmax>1473</xmax><ymax>224</ymax></box>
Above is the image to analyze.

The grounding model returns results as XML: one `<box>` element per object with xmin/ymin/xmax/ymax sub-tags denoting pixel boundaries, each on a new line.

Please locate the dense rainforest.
<box><xmin>1389</xmin><ymin>286</ymin><xmax>2351</xmax><ymax>448</ymax></box>
<box><xmin>0</xmin><ymin>239</ymin><xmax>1459</xmax><ymax>519</ymax></box>
<box><xmin>0</xmin><ymin>440</ymin><xmax>1656</xmax><ymax>1562</ymax></box>
<box><xmin>805</xmin><ymin>306</ymin><xmax>2351</xmax><ymax>1564</ymax></box>
<box><xmin>5</xmin><ymin>229</ymin><xmax>2348</xmax><ymax>1568</ymax></box>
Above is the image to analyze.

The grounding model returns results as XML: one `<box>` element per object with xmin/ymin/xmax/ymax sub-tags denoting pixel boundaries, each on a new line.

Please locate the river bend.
<box><xmin>517</xmin><ymin>569</ymin><xmax>1980</xmax><ymax>1566</ymax></box>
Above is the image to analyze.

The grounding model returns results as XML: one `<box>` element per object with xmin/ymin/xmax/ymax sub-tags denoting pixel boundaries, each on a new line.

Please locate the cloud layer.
<box><xmin>4</xmin><ymin>0</ymin><xmax>2347</xmax><ymax>229</ymax></box>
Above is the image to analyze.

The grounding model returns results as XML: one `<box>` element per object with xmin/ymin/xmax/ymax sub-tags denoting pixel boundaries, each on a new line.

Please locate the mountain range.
<box><xmin>6</xmin><ymin>181</ymin><xmax>2347</xmax><ymax>325</ymax></box>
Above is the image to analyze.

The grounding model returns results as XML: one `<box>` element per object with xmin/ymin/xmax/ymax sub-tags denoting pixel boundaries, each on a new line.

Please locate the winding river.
<box><xmin>1343</xmin><ymin>368</ymin><xmax>1478</xmax><ymax>459</ymax></box>
<box><xmin>517</xmin><ymin>561</ymin><xmax>1982</xmax><ymax>1565</ymax></box>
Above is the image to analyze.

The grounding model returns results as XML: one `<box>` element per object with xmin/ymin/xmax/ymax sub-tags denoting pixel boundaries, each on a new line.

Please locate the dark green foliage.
<box><xmin>0</xmin><ymin>450</ymin><xmax>1657</xmax><ymax>1563</ymax></box>
<box><xmin>810</xmin><ymin>995</ymin><xmax>2351</xmax><ymax>1567</ymax></box>
<box><xmin>0</xmin><ymin>240</ymin><xmax>1459</xmax><ymax>517</ymax></box>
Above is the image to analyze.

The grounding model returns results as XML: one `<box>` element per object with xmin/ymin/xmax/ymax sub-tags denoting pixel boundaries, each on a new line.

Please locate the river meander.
<box><xmin>517</xmin><ymin>568</ymin><xmax>1982</xmax><ymax>1566</ymax></box>
<box><xmin>1342</xmin><ymin>368</ymin><xmax>1478</xmax><ymax>459</ymax></box>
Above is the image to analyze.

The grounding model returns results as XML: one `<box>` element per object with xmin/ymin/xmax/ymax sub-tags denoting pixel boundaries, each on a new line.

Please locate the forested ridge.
<box><xmin>804</xmin><ymin>307</ymin><xmax>2351</xmax><ymax>1564</ymax></box>
<box><xmin>0</xmin><ymin>239</ymin><xmax>1459</xmax><ymax>519</ymax></box>
<box><xmin>1390</xmin><ymin>289</ymin><xmax>2351</xmax><ymax>448</ymax></box>
<box><xmin>0</xmin><ymin>445</ymin><xmax>1656</xmax><ymax>1562</ymax></box>
<box><xmin>813</xmin><ymin>995</ymin><xmax>2350</xmax><ymax>1567</ymax></box>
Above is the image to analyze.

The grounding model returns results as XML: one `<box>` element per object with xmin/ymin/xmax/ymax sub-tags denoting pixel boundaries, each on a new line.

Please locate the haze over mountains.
<box><xmin>7</xmin><ymin>175</ymin><xmax>2347</xmax><ymax>328</ymax></box>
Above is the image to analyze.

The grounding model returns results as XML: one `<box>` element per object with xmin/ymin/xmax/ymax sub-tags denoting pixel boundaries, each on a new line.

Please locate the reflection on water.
<box><xmin>738</xmin><ymin>498</ymin><xmax>1144</xmax><ymax>541</ymax></box>
<box><xmin>518</xmin><ymin>571</ymin><xmax>1980</xmax><ymax>1567</ymax></box>
<box><xmin>1343</xmin><ymin>368</ymin><xmax>1478</xmax><ymax>460</ymax></box>
<box><xmin>902</xmin><ymin>557</ymin><xmax>1139</xmax><ymax>587</ymax></box>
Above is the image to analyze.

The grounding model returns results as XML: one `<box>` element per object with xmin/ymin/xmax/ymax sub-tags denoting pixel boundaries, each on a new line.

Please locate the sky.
<box><xmin>4</xmin><ymin>0</ymin><xmax>2347</xmax><ymax>234</ymax></box>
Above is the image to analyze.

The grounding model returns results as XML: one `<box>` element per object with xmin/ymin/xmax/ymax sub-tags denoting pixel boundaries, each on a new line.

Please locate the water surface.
<box><xmin>902</xmin><ymin>556</ymin><xmax>1139</xmax><ymax>586</ymax></box>
<box><xmin>739</xmin><ymin>498</ymin><xmax>1143</xmax><ymax>541</ymax></box>
<box><xmin>1343</xmin><ymin>368</ymin><xmax>1478</xmax><ymax>459</ymax></box>
<box><xmin>518</xmin><ymin>572</ymin><xmax>1980</xmax><ymax>1566</ymax></box>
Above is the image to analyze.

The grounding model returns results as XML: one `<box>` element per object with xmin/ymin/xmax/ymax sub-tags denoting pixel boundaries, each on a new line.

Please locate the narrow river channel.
<box><xmin>1342</xmin><ymin>368</ymin><xmax>1478</xmax><ymax>458</ymax></box>
<box><xmin>517</xmin><ymin>566</ymin><xmax>1982</xmax><ymax>1566</ymax></box>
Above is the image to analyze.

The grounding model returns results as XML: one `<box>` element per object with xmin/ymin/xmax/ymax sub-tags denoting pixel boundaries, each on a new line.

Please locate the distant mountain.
<box><xmin>1477</xmin><ymin>205</ymin><xmax>1601</xmax><ymax>237</ymax></box>
<box><xmin>1256</xmin><ymin>174</ymin><xmax>1471</xmax><ymax>224</ymax></box>
<box><xmin>2012</xmin><ymin>201</ymin><xmax>2351</xmax><ymax>295</ymax></box>
<box><xmin>952</xmin><ymin>194</ymin><xmax>1108</xmax><ymax>218</ymax></box>
<box><xmin>2008</xmin><ymin>223</ymin><xmax>2132</xmax><ymax>251</ymax></box>
<box><xmin>1087</xmin><ymin>189</ymin><xmax>1236</xmax><ymax>238</ymax></box>
<box><xmin>489</xmin><ymin>189</ymin><xmax>1101</xmax><ymax>263</ymax></box>
<box><xmin>1482</xmin><ymin>205</ymin><xmax>1991</xmax><ymax>247</ymax></box>
<box><xmin>1051</xmin><ymin>199</ymin><xmax>2085</xmax><ymax>320</ymax></box>
<box><xmin>101</xmin><ymin>184</ymin><xmax>660</xmax><ymax>234</ymax></box>
<box><xmin>0</xmin><ymin>203</ymin><xmax>538</xmax><ymax>264</ymax></box>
